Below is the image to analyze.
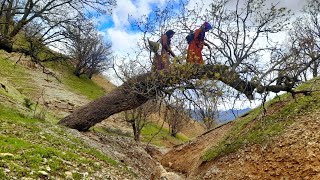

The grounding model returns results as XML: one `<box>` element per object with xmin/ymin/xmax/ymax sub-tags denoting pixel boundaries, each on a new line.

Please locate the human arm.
<box><xmin>168</xmin><ymin>48</ymin><xmax>176</xmax><ymax>57</ymax></box>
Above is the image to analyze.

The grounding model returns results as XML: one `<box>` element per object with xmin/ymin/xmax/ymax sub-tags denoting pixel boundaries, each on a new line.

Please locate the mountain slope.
<box><xmin>196</xmin><ymin>109</ymin><xmax>320</xmax><ymax>179</ymax></box>
<box><xmin>0</xmin><ymin>50</ymin><xmax>195</xmax><ymax>179</ymax></box>
<box><xmin>0</xmin><ymin>50</ymin><xmax>139</xmax><ymax>179</ymax></box>
<box><xmin>160</xmin><ymin>78</ymin><xmax>320</xmax><ymax>179</ymax></box>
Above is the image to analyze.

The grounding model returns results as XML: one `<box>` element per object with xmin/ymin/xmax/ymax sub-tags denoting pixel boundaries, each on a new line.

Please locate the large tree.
<box><xmin>59</xmin><ymin>0</ymin><xmax>317</xmax><ymax>131</ymax></box>
<box><xmin>58</xmin><ymin>64</ymin><xmax>284</xmax><ymax>131</ymax></box>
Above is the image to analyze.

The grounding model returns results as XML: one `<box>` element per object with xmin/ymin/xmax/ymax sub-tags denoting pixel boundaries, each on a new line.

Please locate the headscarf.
<box><xmin>165</xmin><ymin>30</ymin><xmax>175</xmax><ymax>46</ymax></box>
<box><xmin>202</xmin><ymin>22</ymin><xmax>213</xmax><ymax>31</ymax></box>
<box><xmin>165</xmin><ymin>30</ymin><xmax>175</xmax><ymax>37</ymax></box>
<box><xmin>198</xmin><ymin>22</ymin><xmax>212</xmax><ymax>41</ymax></box>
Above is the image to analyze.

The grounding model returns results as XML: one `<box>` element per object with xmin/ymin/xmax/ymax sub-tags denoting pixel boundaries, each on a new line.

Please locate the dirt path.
<box><xmin>160</xmin><ymin>122</ymin><xmax>234</xmax><ymax>176</ymax></box>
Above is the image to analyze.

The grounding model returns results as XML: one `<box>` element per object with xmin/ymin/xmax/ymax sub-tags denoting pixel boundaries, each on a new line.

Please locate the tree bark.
<box><xmin>58</xmin><ymin>64</ymin><xmax>256</xmax><ymax>131</ymax></box>
<box><xmin>132</xmin><ymin>121</ymin><xmax>141</xmax><ymax>142</ymax></box>
<box><xmin>58</xmin><ymin>84</ymin><xmax>150</xmax><ymax>131</ymax></box>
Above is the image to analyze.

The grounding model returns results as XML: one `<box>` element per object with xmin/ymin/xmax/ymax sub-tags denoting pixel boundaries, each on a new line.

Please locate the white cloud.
<box><xmin>99</xmin><ymin>0</ymin><xmax>173</xmax><ymax>56</ymax></box>
<box><xmin>100</xmin><ymin>0</ymin><xmax>173</xmax><ymax>84</ymax></box>
<box><xmin>110</xmin><ymin>0</ymin><xmax>168</xmax><ymax>29</ymax></box>
<box><xmin>106</xmin><ymin>29</ymin><xmax>141</xmax><ymax>54</ymax></box>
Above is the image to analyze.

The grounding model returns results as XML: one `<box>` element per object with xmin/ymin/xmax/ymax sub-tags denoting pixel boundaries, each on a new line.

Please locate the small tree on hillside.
<box><xmin>86</xmin><ymin>41</ymin><xmax>112</xmax><ymax>79</ymax></box>
<box><xmin>64</xmin><ymin>19</ymin><xmax>112</xmax><ymax>78</ymax></box>
<box><xmin>124</xmin><ymin>100</ymin><xmax>159</xmax><ymax>142</ymax></box>
<box><xmin>165</xmin><ymin>102</ymin><xmax>187</xmax><ymax>137</ymax></box>
<box><xmin>183</xmin><ymin>87</ymin><xmax>219</xmax><ymax>130</ymax></box>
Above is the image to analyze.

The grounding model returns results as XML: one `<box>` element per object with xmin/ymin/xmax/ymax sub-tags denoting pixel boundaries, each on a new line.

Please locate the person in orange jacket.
<box><xmin>187</xmin><ymin>22</ymin><xmax>212</xmax><ymax>64</ymax></box>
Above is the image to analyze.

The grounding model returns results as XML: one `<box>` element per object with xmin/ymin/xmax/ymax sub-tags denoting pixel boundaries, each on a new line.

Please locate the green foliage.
<box><xmin>203</xmin><ymin>78</ymin><xmax>320</xmax><ymax>161</ymax></box>
<box><xmin>141</xmin><ymin>122</ymin><xmax>189</xmax><ymax>146</ymax></box>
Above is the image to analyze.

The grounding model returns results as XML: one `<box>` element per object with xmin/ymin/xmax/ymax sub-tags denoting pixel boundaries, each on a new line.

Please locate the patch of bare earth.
<box><xmin>160</xmin><ymin>122</ymin><xmax>234</xmax><ymax>177</ymax></box>
<box><xmin>192</xmin><ymin>110</ymin><xmax>320</xmax><ymax>179</ymax></box>
<box><xmin>6</xmin><ymin>52</ymin><xmax>90</xmax><ymax>118</ymax></box>
<box><xmin>30</xmin><ymin>70</ymin><xmax>90</xmax><ymax>118</ymax></box>
<box><xmin>75</xmin><ymin>130</ymin><xmax>185</xmax><ymax>180</ymax></box>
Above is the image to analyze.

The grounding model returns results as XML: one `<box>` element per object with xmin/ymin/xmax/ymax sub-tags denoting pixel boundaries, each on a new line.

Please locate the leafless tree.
<box><xmin>286</xmin><ymin>0</ymin><xmax>320</xmax><ymax>80</ymax></box>
<box><xmin>86</xmin><ymin>41</ymin><xmax>112</xmax><ymax>79</ymax></box>
<box><xmin>124</xmin><ymin>100</ymin><xmax>159</xmax><ymax>142</ymax></box>
<box><xmin>164</xmin><ymin>101</ymin><xmax>187</xmax><ymax>137</ymax></box>
<box><xmin>193</xmin><ymin>91</ymin><xmax>219</xmax><ymax>130</ymax></box>
<box><xmin>0</xmin><ymin>0</ymin><xmax>116</xmax><ymax>53</ymax></box>
<box><xmin>59</xmin><ymin>0</ymin><xmax>319</xmax><ymax>131</ymax></box>
<box><xmin>64</xmin><ymin>19</ymin><xmax>112</xmax><ymax>78</ymax></box>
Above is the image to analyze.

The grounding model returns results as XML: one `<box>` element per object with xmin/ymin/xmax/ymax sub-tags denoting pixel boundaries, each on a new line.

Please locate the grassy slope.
<box><xmin>0</xmin><ymin>49</ymin><xmax>189</xmax><ymax>178</ymax></box>
<box><xmin>203</xmin><ymin>78</ymin><xmax>320</xmax><ymax>161</ymax></box>
<box><xmin>0</xmin><ymin>52</ymin><xmax>135</xmax><ymax>179</ymax></box>
<box><xmin>0</xmin><ymin>105</ymin><xmax>122</xmax><ymax>179</ymax></box>
<box><xmin>141</xmin><ymin>122</ymin><xmax>189</xmax><ymax>147</ymax></box>
<box><xmin>92</xmin><ymin>121</ymin><xmax>189</xmax><ymax>147</ymax></box>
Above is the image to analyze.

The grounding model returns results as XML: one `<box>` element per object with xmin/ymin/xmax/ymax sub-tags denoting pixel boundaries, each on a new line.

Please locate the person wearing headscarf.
<box><xmin>153</xmin><ymin>30</ymin><xmax>176</xmax><ymax>71</ymax></box>
<box><xmin>187</xmin><ymin>22</ymin><xmax>212</xmax><ymax>64</ymax></box>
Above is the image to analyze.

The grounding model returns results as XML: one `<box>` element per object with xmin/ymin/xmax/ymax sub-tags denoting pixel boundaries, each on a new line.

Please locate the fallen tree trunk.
<box><xmin>58</xmin><ymin>64</ymin><xmax>255</xmax><ymax>131</ymax></box>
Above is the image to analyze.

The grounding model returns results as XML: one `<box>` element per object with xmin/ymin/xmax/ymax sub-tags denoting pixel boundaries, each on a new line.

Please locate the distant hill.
<box><xmin>189</xmin><ymin>108</ymin><xmax>251</xmax><ymax>124</ymax></box>
<box><xmin>216</xmin><ymin>108</ymin><xmax>251</xmax><ymax>124</ymax></box>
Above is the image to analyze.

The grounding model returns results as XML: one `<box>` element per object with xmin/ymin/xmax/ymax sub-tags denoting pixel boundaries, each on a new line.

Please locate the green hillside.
<box><xmin>0</xmin><ymin>51</ymin><xmax>137</xmax><ymax>179</ymax></box>
<box><xmin>0</xmin><ymin>50</ymin><xmax>191</xmax><ymax>179</ymax></box>
<box><xmin>203</xmin><ymin>78</ymin><xmax>320</xmax><ymax>161</ymax></box>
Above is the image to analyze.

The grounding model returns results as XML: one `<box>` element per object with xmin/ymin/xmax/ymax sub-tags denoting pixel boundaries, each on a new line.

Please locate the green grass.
<box><xmin>44</xmin><ymin>61</ymin><xmax>106</xmax><ymax>100</ymax></box>
<box><xmin>93</xmin><ymin>122</ymin><xmax>189</xmax><ymax>147</ymax></box>
<box><xmin>0</xmin><ymin>52</ymin><xmax>37</xmax><ymax>97</ymax></box>
<box><xmin>141</xmin><ymin>122</ymin><xmax>189</xmax><ymax>146</ymax></box>
<box><xmin>0</xmin><ymin>105</ymin><xmax>130</xmax><ymax>179</ymax></box>
<box><xmin>202</xmin><ymin>78</ymin><xmax>320</xmax><ymax>161</ymax></box>
<box><xmin>63</xmin><ymin>73</ymin><xmax>105</xmax><ymax>100</ymax></box>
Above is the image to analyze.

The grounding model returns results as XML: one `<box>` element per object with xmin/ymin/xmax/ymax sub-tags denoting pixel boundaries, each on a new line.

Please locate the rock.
<box><xmin>160</xmin><ymin>172</ymin><xmax>183</xmax><ymax>180</ymax></box>
<box><xmin>38</xmin><ymin>170</ymin><xmax>48</xmax><ymax>176</ymax></box>
<box><xmin>65</xmin><ymin>171</ymin><xmax>73</xmax><ymax>179</ymax></box>
<box><xmin>0</xmin><ymin>153</ymin><xmax>14</xmax><ymax>157</ymax></box>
